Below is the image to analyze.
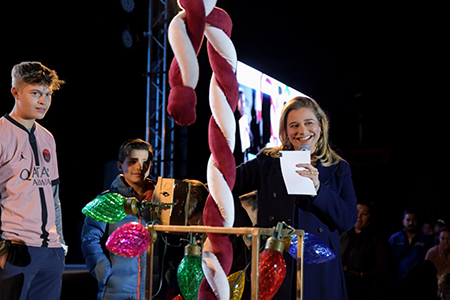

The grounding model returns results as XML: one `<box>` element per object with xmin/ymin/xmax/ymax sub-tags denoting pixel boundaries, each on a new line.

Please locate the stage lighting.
<box><xmin>122</xmin><ymin>28</ymin><xmax>134</xmax><ymax>49</ymax></box>
<box><xmin>120</xmin><ymin>0</ymin><xmax>135</xmax><ymax>13</ymax></box>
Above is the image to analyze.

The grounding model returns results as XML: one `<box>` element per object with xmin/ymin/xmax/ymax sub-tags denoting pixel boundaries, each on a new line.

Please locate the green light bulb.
<box><xmin>82</xmin><ymin>193</ymin><xmax>129</xmax><ymax>223</ymax></box>
<box><xmin>177</xmin><ymin>244</ymin><xmax>204</xmax><ymax>300</ymax></box>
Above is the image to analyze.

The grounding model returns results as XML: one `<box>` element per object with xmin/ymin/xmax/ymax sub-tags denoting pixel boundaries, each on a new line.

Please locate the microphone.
<box><xmin>297</xmin><ymin>144</ymin><xmax>310</xmax><ymax>151</ymax></box>
<box><xmin>296</xmin><ymin>144</ymin><xmax>310</xmax><ymax>172</ymax></box>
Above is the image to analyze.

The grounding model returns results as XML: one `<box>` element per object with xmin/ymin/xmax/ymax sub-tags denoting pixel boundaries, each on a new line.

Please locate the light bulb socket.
<box><xmin>123</xmin><ymin>198</ymin><xmax>139</xmax><ymax>215</ymax></box>
<box><xmin>185</xmin><ymin>244</ymin><xmax>201</xmax><ymax>256</ymax></box>
<box><xmin>281</xmin><ymin>236</ymin><xmax>292</xmax><ymax>252</ymax></box>
<box><xmin>148</xmin><ymin>227</ymin><xmax>158</xmax><ymax>244</ymax></box>
<box><xmin>265</xmin><ymin>236</ymin><xmax>285</xmax><ymax>253</ymax></box>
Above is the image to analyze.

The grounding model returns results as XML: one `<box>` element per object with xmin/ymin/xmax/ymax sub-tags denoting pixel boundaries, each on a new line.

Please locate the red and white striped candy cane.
<box><xmin>200</xmin><ymin>7</ymin><xmax>238</xmax><ymax>300</ymax></box>
<box><xmin>167</xmin><ymin>1</ymin><xmax>238</xmax><ymax>299</ymax></box>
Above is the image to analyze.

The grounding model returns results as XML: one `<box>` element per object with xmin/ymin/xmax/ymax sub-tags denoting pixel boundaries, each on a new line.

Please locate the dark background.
<box><xmin>0</xmin><ymin>1</ymin><xmax>446</xmax><ymax>264</ymax></box>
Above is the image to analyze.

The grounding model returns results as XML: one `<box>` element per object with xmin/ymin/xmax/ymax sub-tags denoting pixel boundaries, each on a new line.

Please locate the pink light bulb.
<box><xmin>106</xmin><ymin>222</ymin><xmax>150</xmax><ymax>258</ymax></box>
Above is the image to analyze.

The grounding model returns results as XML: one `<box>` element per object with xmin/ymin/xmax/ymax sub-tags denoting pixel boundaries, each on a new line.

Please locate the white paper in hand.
<box><xmin>279</xmin><ymin>150</ymin><xmax>317</xmax><ymax>196</ymax></box>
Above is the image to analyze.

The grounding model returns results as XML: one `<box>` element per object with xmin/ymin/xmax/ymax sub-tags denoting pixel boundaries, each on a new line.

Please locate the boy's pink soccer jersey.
<box><xmin>0</xmin><ymin>115</ymin><xmax>61</xmax><ymax>247</ymax></box>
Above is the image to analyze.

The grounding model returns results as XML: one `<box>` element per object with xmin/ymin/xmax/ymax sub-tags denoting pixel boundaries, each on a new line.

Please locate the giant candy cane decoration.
<box><xmin>167</xmin><ymin>0</ymin><xmax>238</xmax><ymax>299</ymax></box>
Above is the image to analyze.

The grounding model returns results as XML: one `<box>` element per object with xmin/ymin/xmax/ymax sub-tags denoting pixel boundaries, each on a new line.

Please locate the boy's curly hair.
<box><xmin>11</xmin><ymin>61</ymin><xmax>65</xmax><ymax>91</ymax></box>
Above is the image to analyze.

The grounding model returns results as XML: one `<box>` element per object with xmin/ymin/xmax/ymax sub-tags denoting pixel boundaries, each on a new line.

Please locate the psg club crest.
<box><xmin>43</xmin><ymin>149</ymin><xmax>51</xmax><ymax>163</ymax></box>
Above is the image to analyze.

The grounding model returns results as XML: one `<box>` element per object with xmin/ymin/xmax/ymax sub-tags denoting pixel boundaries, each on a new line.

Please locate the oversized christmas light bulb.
<box><xmin>288</xmin><ymin>232</ymin><xmax>335</xmax><ymax>264</ymax></box>
<box><xmin>228</xmin><ymin>270</ymin><xmax>245</xmax><ymax>300</ymax></box>
<box><xmin>82</xmin><ymin>193</ymin><xmax>132</xmax><ymax>223</ymax></box>
<box><xmin>105</xmin><ymin>222</ymin><xmax>151</xmax><ymax>258</ymax></box>
<box><xmin>258</xmin><ymin>223</ymin><xmax>287</xmax><ymax>300</ymax></box>
<box><xmin>177</xmin><ymin>235</ymin><xmax>204</xmax><ymax>300</ymax></box>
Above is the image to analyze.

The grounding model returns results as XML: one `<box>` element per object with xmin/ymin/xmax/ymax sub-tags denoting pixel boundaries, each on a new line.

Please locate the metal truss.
<box><xmin>145</xmin><ymin>0</ymin><xmax>175</xmax><ymax>179</ymax></box>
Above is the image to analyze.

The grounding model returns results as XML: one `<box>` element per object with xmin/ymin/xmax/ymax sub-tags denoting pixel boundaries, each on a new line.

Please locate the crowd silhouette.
<box><xmin>340</xmin><ymin>203</ymin><xmax>448</xmax><ymax>300</ymax></box>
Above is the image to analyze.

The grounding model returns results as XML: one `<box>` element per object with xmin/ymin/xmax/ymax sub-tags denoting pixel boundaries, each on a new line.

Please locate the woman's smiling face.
<box><xmin>286</xmin><ymin>107</ymin><xmax>321</xmax><ymax>153</ymax></box>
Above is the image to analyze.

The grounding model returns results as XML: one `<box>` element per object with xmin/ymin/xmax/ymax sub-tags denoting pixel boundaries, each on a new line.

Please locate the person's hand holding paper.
<box><xmin>279</xmin><ymin>149</ymin><xmax>317</xmax><ymax>196</ymax></box>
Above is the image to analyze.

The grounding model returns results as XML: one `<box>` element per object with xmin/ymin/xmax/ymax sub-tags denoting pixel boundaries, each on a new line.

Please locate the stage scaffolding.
<box><xmin>145</xmin><ymin>0</ymin><xmax>175</xmax><ymax>179</ymax></box>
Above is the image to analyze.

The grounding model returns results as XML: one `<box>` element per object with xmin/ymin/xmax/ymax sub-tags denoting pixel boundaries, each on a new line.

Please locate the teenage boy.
<box><xmin>81</xmin><ymin>138</ymin><xmax>156</xmax><ymax>300</ymax></box>
<box><xmin>0</xmin><ymin>61</ymin><xmax>67</xmax><ymax>300</ymax></box>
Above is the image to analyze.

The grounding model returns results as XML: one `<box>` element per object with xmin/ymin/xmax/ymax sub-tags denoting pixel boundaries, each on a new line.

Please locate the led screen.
<box><xmin>235</xmin><ymin>61</ymin><xmax>307</xmax><ymax>162</ymax></box>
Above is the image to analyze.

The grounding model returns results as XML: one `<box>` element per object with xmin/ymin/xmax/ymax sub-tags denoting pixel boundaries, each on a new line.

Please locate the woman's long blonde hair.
<box><xmin>263</xmin><ymin>96</ymin><xmax>342</xmax><ymax>166</ymax></box>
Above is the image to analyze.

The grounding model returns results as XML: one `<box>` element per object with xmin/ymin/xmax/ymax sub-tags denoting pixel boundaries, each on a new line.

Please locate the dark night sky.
<box><xmin>0</xmin><ymin>1</ymin><xmax>445</xmax><ymax>263</ymax></box>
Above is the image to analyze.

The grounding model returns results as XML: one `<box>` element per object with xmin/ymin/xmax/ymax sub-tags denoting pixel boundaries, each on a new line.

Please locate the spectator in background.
<box><xmin>389</xmin><ymin>209</ymin><xmax>434</xmax><ymax>280</ymax></box>
<box><xmin>340</xmin><ymin>202</ymin><xmax>393</xmax><ymax>300</ymax></box>
<box><xmin>389</xmin><ymin>209</ymin><xmax>435</xmax><ymax>299</ymax></box>
<box><xmin>426</xmin><ymin>227</ymin><xmax>450</xmax><ymax>279</ymax></box>
<box><xmin>434</xmin><ymin>219</ymin><xmax>447</xmax><ymax>245</ymax></box>
<box><xmin>439</xmin><ymin>271</ymin><xmax>450</xmax><ymax>300</ymax></box>
<box><xmin>423</xmin><ymin>221</ymin><xmax>435</xmax><ymax>236</ymax></box>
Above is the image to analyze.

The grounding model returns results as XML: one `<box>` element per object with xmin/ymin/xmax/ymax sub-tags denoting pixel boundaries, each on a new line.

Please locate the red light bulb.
<box><xmin>258</xmin><ymin>223</ymin><xmax>287</xmax><ymax>300</ymax></box>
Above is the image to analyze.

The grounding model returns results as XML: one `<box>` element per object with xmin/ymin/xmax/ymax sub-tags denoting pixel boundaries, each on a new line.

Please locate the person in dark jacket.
<box><xmin>233</xmin><ymin>96</ymin><xmax>358</xmax><ymax>300</ymax></box>
<box><xmin>81</xmin><ymin>138</ymin><xmax>156</xmax><ymax>300</ymax></box>
<box><xmin>389</xmin><ymin>209</ymin><xmax>435</xmax><ymax>299</ymax></box>
<box><xmin>389</xmin><ymin>210</ymin><xmax>434</xmax><ymax>281</ymax></box>
<box><xmin>340</xmin><ymin>202</ymin><xmax>393</xmax><ymax>300</ymax></box>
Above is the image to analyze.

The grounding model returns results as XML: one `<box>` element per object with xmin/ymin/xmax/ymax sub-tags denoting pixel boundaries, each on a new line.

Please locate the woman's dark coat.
<box><xmin>233</xmin><ymin>151</ymin><xmax>358</xmax><ymax>300</ymax></box>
